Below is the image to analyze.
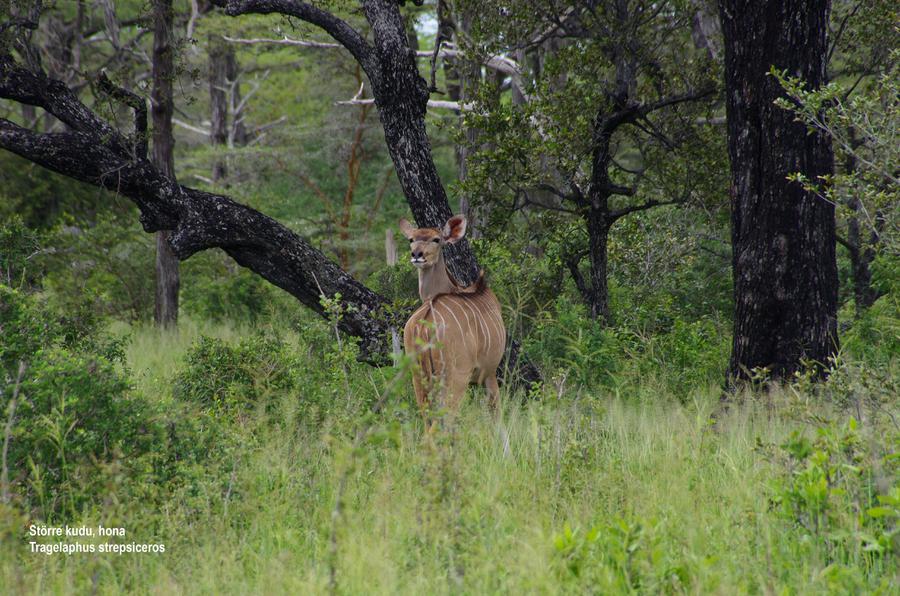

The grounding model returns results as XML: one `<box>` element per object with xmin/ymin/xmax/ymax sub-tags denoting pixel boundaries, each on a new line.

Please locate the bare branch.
<box><xmin>223</xmin><ymin>34</ymin><xmax>340</xmax><ymax>49</ymax></box>
<box><xmin>173</xmin><ymin>117</ymin><xmax>210</xmax><ymax>136</ymax></box>
<box><xmin>609</xmin><ymin>195</ymin><xmax>686</xmax><ymax>222</ymax></box>
<box><xmin>336</xmin><ymin>97</ymin><xmax>472</xmax><ymax>111</ymax></box>
<box><xmin>210</xmin><ymin>0</ymin><xmax>377</xmax><ymax>78</ymax></box>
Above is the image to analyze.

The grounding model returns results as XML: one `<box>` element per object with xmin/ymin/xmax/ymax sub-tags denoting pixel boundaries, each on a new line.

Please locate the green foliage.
<box><xmin>525</xmin><ymin>295</ymin><xmax>729</xmax><ymax>397</ymax></box>
<box><xmin>172</xmin><ymin>334</ymin><xmax>301</xmax><ymax>410</ymax></box>
<box><xmin>40</xmin><ymin>214</ymin><xmax>156</xmax><ymax>323</ymax></box>
<box><xmin>0</xmin><ymin>292</ymin><xmax>897</xmax><ymax>591</ymax></box>
<box><xmin>472</xmin><ymin>232</ymin><xmax>564</xmax><ymax>337</ymax></box>
<box><xmin>0</xmin><ymin>153</ymin><xmax>111</xmax><ymax>230</ymax></box>
<box><xmin>841</xmin><ymin>294</ymin><xmax>900</xmax><ymax>367</ymax></box>
<box><xmin>0</xmin><ymin>216</ymin><xmax>40</xmax><ymax>288</ymax></box>
<box><xmin>772</xmin><ymin>417</ymin><xmax>899</xmax><ymax>570</ymax></box>
<box><xmin>525</xmin><ymin>295</ymin><xmax>623</xmax><ymax>388</ymax></box>
<box><xmin>553</xmin><ymin>518</ymin><xmax>691</xmax><ymax>592</ymax></box>
<box><xmin>180</xmin><ymin>250</ymin><xmax>284</xmax><ymax>323</ymax></box>
<box><xmin>0</xmin><ymin>285</ymin><xmax>153</xmax><ymax>520</ymax></box>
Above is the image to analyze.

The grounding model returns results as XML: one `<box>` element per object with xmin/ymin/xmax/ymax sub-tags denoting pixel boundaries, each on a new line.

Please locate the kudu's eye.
<box><xmin>432</xmin><ymin>238</ymin><xmax>441</xmax><ymax>243</ymax></box>
<box><xmin>408</xmin><ymin>238</ymin><xmax>413</xmax><ymax>243</ymax></box>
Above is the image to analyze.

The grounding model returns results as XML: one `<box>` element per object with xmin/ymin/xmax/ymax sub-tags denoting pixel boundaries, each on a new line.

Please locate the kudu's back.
<box><xmin>403</xmin><ymin>274</ymin><xmax>506</xmax><ymax>413</ymax></box>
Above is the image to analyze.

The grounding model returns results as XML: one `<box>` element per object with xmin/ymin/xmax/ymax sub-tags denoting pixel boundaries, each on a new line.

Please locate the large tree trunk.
<box><xmin>719</xmin><ymin>0</ymin><xmax>838</xmax><ymax>382</ymax></box>
<box><xmin>151</xmin><ymin>0</ymin><xmax>180</xmax><ymax>328</ymax></box>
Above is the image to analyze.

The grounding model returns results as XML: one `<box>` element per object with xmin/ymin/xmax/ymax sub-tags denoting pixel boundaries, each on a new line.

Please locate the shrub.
<box><xmin>0</xmin><ymin>216</ymin><xmax>41</xmax><ymax>289</ymax></box>
<box><xmin>772</xmin><ymin>416</ymin><xmax>899</xmax><ymax>573</ymax></box>
<box><xmin>552</xmin><ymin>518</ymin><xmax>691</xmax><ymax>592</ymax></box>
<box><xmin>181</xmin><ymin>250</ymin><xmax>287</xmax><ymax>323</ymax></box>
<box><xmin>173</xmin><ymin>334</ymin><xmax>302</xmax><ymax>410</ymax></box>
<box><xmin>524</xmin><ymin>295</ymin><xmax>625</xmax><ymax>389</ymax></box>
<box><xmin>0</xmin><ymin>286</ymin><xmax>160</xmax><ymax>520</ymax></box>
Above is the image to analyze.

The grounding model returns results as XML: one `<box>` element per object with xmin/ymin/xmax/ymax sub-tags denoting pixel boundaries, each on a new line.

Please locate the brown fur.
<box><xmin>399</xmin><ymin>216</ymin><xmax>506</xmax><ymax>422</ymax></box>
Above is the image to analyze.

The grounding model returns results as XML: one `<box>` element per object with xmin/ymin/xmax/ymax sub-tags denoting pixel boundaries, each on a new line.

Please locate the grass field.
<box><xmin>2</xmin><ymin>321</ymin><xmax>897</xmax><ymax>594</ymax></box>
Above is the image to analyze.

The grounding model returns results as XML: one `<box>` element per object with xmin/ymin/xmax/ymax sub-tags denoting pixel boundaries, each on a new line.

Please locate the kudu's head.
<box><xmin>398</xmin><ymin>215</ymin><xmax>467</xmax><ymax>270</ymax></box>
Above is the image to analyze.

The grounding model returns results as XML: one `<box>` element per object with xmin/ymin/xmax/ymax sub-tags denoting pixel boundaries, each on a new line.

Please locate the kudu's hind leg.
<box><xmin>411</xmin><ymin>370</ymin><xmax>430</xmax><ymax>421</ymax></box>
<box><xmin>485</xmin><ymin>373</ymin><xmax>501</xmax><ymax>415</ymax></box>
<box><xmin>444</xmin><ymin>372</ymin><xmax>470</xmax><ymax>417</ymax></box>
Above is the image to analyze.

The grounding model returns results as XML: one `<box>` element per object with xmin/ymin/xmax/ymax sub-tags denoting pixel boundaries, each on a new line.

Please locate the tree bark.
<box><xmin>209</xmin><ymin>34</ymin><xmax>229</xmax><ymax>182</ymax></box>
<box><xmin>585</xmin><ymin>208</ymin><xmax>612</xmax><ymax>322</ymax></box>
<box><xmin>360</xmin><ymin>0</ymin><xmax>477</xmax><ymax>284</ymax></box>
<box><xmin>151</xmin><ymin>0</ymin><xmax>180</xmax><ymax>328</ymax></box>
<box><xmin>719</xmin><ymin>0</ymin><xmax>839</xmax><ymax>382</ymax></box>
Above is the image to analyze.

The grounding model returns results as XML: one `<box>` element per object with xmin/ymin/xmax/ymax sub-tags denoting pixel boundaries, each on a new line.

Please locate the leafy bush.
<box><xmin>552</xmin><ymin>518</ymin><xmax>691</xmax><ymax>592</ymax></box>
<box><xmin>0</xmin><ymin>286</ymin><xmax>159</xmax><ymax>519</ymax></box>
<box><xmin>173</xmin><ymin>334</ymin><xmax>302</xmax><ymax>410</ymax></box>
<box><xmin>524</xmin><ymin>295</ymin><xmax>625</xmax><ymax>389</ymax></box>
<box><xmin>628</xmin><ymin>317</ymin><xmax>730</xmax><ymax>394</ymax></box>
<box><xmin>841</xmin><ymin>293</ymin><xmax>899</xmax><ymax>367</ymax></box>
<box><xmin>525</xmin><ymin>295</ymin><xmax>729</xmax><ymax>396</ymax></box>
<box><xmin>0</xmin><ymin>216</ymin><xmax>41</xmax><ymax>289</ymax></box>
<box><xmin>40</xmin><ymin>215</ymin><xmax>156</xmax><ymax>322</ymax></box>
<box><xmin>181</xmin><ymin>250</ymin><xmax>287</xmax><ymax>323</ymax></box>
<box><xmin>772</xmin><ymin>417</ymin><xmax>899</xmax><ymax>568</ymax></box>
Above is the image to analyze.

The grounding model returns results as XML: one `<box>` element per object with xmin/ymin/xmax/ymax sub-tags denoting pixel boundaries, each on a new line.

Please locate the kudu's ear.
<box><xmin>398</xmin><ymin>218</ymin><xmax>416</xmax><ymax>239</ymax></box>
<box><xmin>442</xmin><ymin>215</ymin><xmax>467</xmax><ymax>244</ymax></box>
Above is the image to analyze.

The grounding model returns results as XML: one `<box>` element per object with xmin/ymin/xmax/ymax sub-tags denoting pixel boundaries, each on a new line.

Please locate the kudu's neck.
<box><xmin>418</xmin><ymin>252</ymin><xmax>457</xmax><ymax>302</ymax></box>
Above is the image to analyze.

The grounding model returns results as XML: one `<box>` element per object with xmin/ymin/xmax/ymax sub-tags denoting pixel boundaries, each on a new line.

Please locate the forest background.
<box><xmin>0</xmin><ymin>0</ymin><xmax>897</xmax><ymax>593</ymax></box>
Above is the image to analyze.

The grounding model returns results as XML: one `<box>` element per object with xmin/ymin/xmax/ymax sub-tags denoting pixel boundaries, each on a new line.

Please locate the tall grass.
<box><xmin>2</xmin><ymin>319</ymin><xmax>896</xmax><ymax>594</ymax></box>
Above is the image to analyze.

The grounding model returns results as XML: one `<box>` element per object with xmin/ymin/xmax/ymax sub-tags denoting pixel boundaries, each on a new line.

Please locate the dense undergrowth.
<box><xmin>1</xmin><ymin>264</ymin><xmax>898</xmax><ymax>593</ymax></box>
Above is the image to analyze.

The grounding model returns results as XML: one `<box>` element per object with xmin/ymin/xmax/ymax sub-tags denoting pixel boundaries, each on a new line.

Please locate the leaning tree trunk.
<box><xmin>151</xmin><ymin>0</ymin><xmax>180</xmax><ymax>328</ymax></box>
<box><xmin>720</xmin><ymin>0</ymin><xmax>838</xmax><ymax>382</ymax></box>
<box><xmin>361</xmin><ymin>0</ymin><xmax>478</xmax><ymax>284</ymax></box>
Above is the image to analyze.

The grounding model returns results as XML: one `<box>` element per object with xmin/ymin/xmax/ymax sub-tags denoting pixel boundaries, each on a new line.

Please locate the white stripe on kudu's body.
<box><xmin>399</xmin><ymin>215</ymin><xmax>506</xmax><ymax>420</ymax></box>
